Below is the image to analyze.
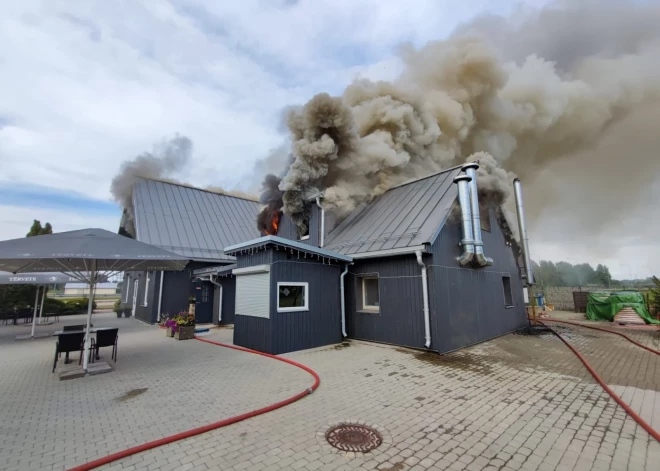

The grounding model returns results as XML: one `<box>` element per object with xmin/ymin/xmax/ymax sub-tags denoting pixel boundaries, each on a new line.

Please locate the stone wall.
<box><xmin>541</xmin><ymin>286</ymin><xmax>605</xmax><ymax>311</ymax></box>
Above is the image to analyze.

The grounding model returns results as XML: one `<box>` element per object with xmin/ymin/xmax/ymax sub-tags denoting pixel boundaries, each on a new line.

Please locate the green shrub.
<box><xmin>43</xmin><ymin>297</ymin><xmax>66</xmax><ymax>314</ymax></box>
<box><xmin>63</xmin><ymin>297</ymin><xmax>98</xmax><ymax>314</ymax></box>
<box><xmin>113</xmin><ymin>299</ymin><xmax>121</xmax><ymax>312</ymax></box>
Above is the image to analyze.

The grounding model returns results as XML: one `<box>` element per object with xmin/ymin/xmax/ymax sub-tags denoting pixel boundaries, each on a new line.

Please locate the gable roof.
<box><xmin>324</xmin><ymin>166</ymin><xmax>462</xmax><ymax>257</ymax></box>
<box><xmin>132</xmin><ymin>178</ymin><xmax>262</xmax><ymax>262</ymax></box>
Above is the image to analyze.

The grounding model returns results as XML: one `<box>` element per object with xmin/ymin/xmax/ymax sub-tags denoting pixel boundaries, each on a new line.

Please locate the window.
<box><xmin>143</xmin><ymin>272</ymin><xmax>150</xmax><ymax>306</ymax></box>
<box><xmin>123</xmin><ymin>276</ymin><xmax>130</xmax><ymax>303</ymax></box>
<box><xmin>298</xmin><ymin>222</ymin><xmax>310</xmax><ymax>241</ymax></box>
<box><xmin>277</xmin><ymin>282</ymin><xmax>308</xmax><ymax>312</ymax></box>
<box><xmin>361</xmin><ymin>277</ymin><xmax>380</xmax><ymax>311</ymax></box>
<box><xmin>502</xmin><ymin>276</ymin><xmax>513</xmax><ymax>307</ymax></box>
<box><xmin>201</xmin><ymin>284</ymin><xmax>210</xmax><ymax>302</ymax></box>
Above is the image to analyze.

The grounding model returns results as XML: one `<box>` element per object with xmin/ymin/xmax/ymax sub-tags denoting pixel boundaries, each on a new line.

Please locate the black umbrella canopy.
<box><xmin>0</xmin><ymin>228</ymin><xmax>189</xmax><ymax>274</ymax></box>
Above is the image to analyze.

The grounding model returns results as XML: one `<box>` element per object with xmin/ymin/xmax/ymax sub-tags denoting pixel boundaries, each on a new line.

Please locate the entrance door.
<box><xmin>195</xmin><ymin>284</ymin><xmax>213</xmax><ymax>323</ymax></box>
<box><xmin>132</xmin><ymin>279</ymin><xmax>139</xmax><ymax>317</ymax></box>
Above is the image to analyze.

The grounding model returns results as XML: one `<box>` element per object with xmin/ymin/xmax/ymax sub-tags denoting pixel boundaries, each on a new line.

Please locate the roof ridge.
<box><xmin>385</xmin><ymin>164</ymin><xmax>464</xmax><ymax>191</ymax></box>
<box><xmin>136</xmin><ymin>177</ymin><xmax>260</xmax><ymax>203</ymax></box>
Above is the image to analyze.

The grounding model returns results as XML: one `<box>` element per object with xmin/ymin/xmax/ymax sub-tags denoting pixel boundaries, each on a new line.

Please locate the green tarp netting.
<box><xmin>586</xmin><ymin>291</ymin><xmax>659</xmax><ymax>324</ymax></box>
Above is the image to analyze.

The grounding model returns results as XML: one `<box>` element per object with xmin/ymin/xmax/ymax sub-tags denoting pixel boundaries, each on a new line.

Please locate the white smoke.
<box><xmin>261</xmin><ymin>0</ymin><xmax>660</xmax><ymax>240</ymax></box>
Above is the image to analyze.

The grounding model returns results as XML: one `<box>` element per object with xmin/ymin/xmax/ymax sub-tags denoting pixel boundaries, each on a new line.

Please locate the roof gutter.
<box><xmin>208</xmin><ymin>275</ymin><xmax>223</xmax><ymax>324</ymax></box>
<box><xmin>157</xmin><ymin>271</ymin><xmax>164</xmax><ymax>323</ymax></box>
<box><xmin>349</xmin><ymin>245</ymin><xmax>428</xmax><ymax>260</ymax></box>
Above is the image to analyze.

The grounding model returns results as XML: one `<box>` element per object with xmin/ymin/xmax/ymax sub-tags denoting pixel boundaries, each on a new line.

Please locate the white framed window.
<box><xmin>123</xmin><ymin>276</ymin><xmax>130</xmax><ymax>303</ymax></box>
<box><xmin>277</xmin><ymin>282</ymin><xmax>309</xmax><ymax>312</ymax></box>
<box><xmin>143</xmin><ymin>272</ymin><xmax>150</xmax><ymax>306</ymax></box>
<box><xmin>361</xmin><ymin>277</ymin><xmax>380</xmax><ymax>311</ymax></box>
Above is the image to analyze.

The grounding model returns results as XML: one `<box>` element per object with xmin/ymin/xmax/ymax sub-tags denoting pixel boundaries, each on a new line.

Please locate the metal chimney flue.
<box><xmin>513</xmin><ymin>178</ymin><xmax>534</xmax><ymax>285</ymax></box>
<box><xmin>453</xmin><ymin>175</ymin><xmax>475</xmax><ymax>266</ymax></box>
<box><xmin>462</xmin><ymin>163</ymin><xmax>493</xmax><ymax>267</ymax></box>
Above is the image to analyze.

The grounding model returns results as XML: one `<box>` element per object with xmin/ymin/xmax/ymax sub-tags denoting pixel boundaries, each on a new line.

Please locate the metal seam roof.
<box><xmin>324</xmin><ymin>167</ymin><xmax>461</xmax><ymax>256</ymax></box>
<box><xmin>133</xmin><ymin>178</ymin><xmax>261</xmax><ymax>261</ymax></box>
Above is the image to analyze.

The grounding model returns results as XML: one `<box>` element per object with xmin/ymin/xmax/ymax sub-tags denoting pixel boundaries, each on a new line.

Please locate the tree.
<box><xmin>650</xmin><ymin>276</ymin><xmax>660</xmax><ymax>315</ymax></box>
<box><xmin>26</xmin><ymin>220</ymin><xmax>53</xmax><ymax>237</ymax></box>
<box><xmin>595</xmin><ymin>264</ymin><xmax>612</xmax><ymax>288</ymax></box>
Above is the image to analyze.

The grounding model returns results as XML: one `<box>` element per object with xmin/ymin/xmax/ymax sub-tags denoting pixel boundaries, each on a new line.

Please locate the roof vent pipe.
<box><xmin>315</xmin><ymin>196</ymin><xmax>325</xmax><ymax>248</ymax></box>
<box><xmin>453</xmin><ymin>175</ymin><xmax>475</xmax><ymax>266</ymax></box>
<box><xmin>462</xmin><ymin>163</ymin><xmax>493</xmax><ymax>267</ymax></box>
<box><xmin>513</xmin><ymin>178</ymin><xmax>534</xmax><ymax>285</ymax></box>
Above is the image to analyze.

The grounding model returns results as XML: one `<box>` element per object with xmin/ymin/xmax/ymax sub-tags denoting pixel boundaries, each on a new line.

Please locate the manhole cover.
<box><xmin>325</xmin><ymin>424</ymin><xmax>382</xmax><ymax>452</ymax></box>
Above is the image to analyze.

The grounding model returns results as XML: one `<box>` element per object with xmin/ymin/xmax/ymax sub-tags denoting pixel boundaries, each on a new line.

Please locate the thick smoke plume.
<box><xmin>258</xmin><ymin>0</ymin><xmax>660</xmax><ymax>240</ymax></box>
<box><xmin>111</xmin><ymin>135</ymin><xmax>192</xmax><ymax>235</ymax></box>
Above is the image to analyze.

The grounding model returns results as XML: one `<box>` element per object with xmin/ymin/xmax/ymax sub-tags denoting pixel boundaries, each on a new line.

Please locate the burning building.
<box><xmin>117</xmin><ymin>177</ymin><xmax>261</xmax><ymax>325</ymax></box>
<box><xmin>226</xmin><ymin>162</ymin><xmax>532</xmax><ymax>355</ymax></box>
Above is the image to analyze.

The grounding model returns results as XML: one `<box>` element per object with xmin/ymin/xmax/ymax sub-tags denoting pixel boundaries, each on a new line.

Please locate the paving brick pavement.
<box><xmin>1</xmin><ymin>314</ymin><xmax>658</xmax><ymax>471</ymax></box>
<box><xmin>0</xmin><ymin>313</ymin><xmax>311</xmax><ymax>471</ymax></box>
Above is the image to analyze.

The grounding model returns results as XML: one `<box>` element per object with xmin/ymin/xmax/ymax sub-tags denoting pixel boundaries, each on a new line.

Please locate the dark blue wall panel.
<box><xmin>234</xmin><ymin>314</ymin><xmax>271</xmax><ymax>352</ymax></box>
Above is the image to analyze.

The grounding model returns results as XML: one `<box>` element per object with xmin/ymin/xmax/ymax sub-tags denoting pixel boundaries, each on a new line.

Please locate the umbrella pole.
<box><xmin>30</xmin><ymin>286</ymin><xmax>40</xmax><ymax>338</ymax></box>
<box><xmin>82</xmin><ymin>264</ymin><xmax>96</xmax><ymax>371</ymax></box>
<box><xmin>38</xmin><ymin>285</ymin><xmax>46</xmax><ymax>324</ymax></box>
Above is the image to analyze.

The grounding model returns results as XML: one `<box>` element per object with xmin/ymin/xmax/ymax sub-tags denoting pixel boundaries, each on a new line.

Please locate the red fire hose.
<box><xmin>545</xmin><ymin>318</ymin><xmax>660</xmax><ymax>356</ymax></box>
<box><xmin>68</xmin><ymin>338</ymin><xmax>320</xmax><ymax>471</ymax></box>
<box><xmin>539</xmin><ymin>321</ymin><xmax>660</xmax><ymax>443</ymax></box>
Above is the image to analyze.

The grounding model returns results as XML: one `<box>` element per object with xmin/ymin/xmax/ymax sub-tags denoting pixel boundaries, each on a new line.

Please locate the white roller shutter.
<box><xmin>235</xmin><ymin>271</ymin><xmax>270</xmax><ymax>319</ymax></box>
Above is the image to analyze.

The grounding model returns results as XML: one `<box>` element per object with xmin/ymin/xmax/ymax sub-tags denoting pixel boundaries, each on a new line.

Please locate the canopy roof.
<box><xmin>0</xmin><ymin>272</ymin><xmax>82</xmax><ymax>285</ymax></box>
<box><xmin>0</xmin><ymin>228</ymin><xmax>189</xmax><ymax>276</ymax></box>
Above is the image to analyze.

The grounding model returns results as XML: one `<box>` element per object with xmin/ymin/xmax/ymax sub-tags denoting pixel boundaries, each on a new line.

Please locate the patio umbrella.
<box><xmin>0</xmin><ymin>272</ymin><xmax>83</xmax><ymax>337</ymax></box>
<box><xmin>0</xmin><ymin>228</ymin><xmax>188</xmax><ymax>370</ymax></box>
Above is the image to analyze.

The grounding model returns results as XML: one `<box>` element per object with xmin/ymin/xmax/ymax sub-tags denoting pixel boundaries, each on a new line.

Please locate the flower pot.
<box><xmin>116</xmin><ymin>311</ymin><xmax>122</xmax><ymax>318</ymax></box>
<box><xmin>166</xmin><ymin>326</ymin><xmax>175</xmax><ymax>337</ymax></box>
<box><xmin>124</xmin><ymin>310</ymin><xmax>131</xmax><ymax>318</ymax></box>
<box><xmin>174</xmin><ymin>325</ymin><xmax>195</xmax><ymax>340</ymax></box>
<box><xmin>188</xmin><ymin>303</ymin><xmax>196</xmax><ymax>316</ymax></box>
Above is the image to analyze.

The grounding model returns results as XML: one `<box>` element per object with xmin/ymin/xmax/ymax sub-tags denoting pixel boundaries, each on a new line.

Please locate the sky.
<box><xmin>0</xmin><ymin>0</ymin><xmax>655</xmax><ymax>280</ymax></box>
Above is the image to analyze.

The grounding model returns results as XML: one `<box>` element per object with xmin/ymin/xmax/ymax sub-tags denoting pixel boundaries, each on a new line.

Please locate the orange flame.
<box><xmin>265</xmin><ymin>211</ymin><xmax>279</xmax><ymax>235</ymax></box>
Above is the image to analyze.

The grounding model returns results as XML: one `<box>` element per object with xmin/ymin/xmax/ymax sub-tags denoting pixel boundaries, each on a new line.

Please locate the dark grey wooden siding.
<box><xmin>234</xmin><ymin>315</ymin><xmax>271</xmax><ymax>352</ymax></box>
<box><xmin>427</xmin><ymin>207</ymin><xmax>527</xmax><ymax>353</ymax></box>
<box><xmin>345</xmin><ymin>255</ymin><xmax>426</xmax><ymax>349</ymax></box>
<box><xmin>119</xmin><ymin>271</ymin><xmax>158</xmax><ymax>324</ymax></box>
<box><xmin>236</xmin><ymin>250</ymin><xmax>272</xmax><ymax>268</ymax></box>
<box><xmin>232</xmin><ymin>247</ymin><xmax>343</xmax><ymax>354</ymax></box>
<box><xmin>212</xmin><ymin>276</ymin><xmax>236</xmax><ymax>325</ymax></box>
<box><xmin>276</xmin><ymin>205</ymin><xmax>321</xmax><ymax>247</ymax></box>
<box><xmin>269</xmin><ymin>252</ymin><xmax>342</xmax><ymax>354</ymax></box>
<box><xmin>121</xmin><ymin>262</ymin><xmax>220</xmax><ymax>323</ymax></box>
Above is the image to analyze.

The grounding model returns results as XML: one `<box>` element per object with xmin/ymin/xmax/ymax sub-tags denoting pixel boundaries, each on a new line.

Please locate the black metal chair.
<box><xmin>89</xmin><ymin>328</ymin><xmax>118</xmax><ymax>363</ymax></box>
<box><xmin>0</xmin><ymin>309</ymin><xmax>10</xmax><ymax>325</ymax></box>
<box><xmin>53</xmin><ymin>332</ymin><xmax>85</xmax><ymax>372</ymax></box>
<box><xmin>18</xmin><ymin>308</ymin><xmax>32</xmax><ymax>324</ymax></box>
<box><xmin>63</xmin><ymin>324</ymin><xmax>90</xmax><ymax>332</ymax></box>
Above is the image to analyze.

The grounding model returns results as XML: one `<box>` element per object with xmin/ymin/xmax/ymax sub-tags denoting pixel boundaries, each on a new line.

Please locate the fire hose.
<box><xmin>68</xmin><ymin>338</ymin><xmax>320</xmax><ymax>471</ymax></box>
<box><xmin>539</xmin><ymin>320</ymin><xmax>660</xmax><ymax>443</ymax></box>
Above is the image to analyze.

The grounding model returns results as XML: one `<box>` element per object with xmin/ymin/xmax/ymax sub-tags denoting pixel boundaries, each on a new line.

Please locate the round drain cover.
<box><xmin>325</xmin><ymin>424</ymin><xmax>383</xmax><ymax>452</ymax></box>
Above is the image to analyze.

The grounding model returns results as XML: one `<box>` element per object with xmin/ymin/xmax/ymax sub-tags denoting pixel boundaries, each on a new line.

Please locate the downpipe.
<box><xmin>340</xmin><ymin>264</ymin><xmax>349</xmax><ymax>337</ymax></box>
<box><xmin>453</xmin><ymin>175</ymin><xmax>475</xmax><ymax>266</ymax></box>
<box><xmin>415</xmin><ymin>250</ymin><xmax>431</xmax><ymax>349</ymax></box>
<box><xmin>513</xmin><ymin>178</ymin><xmax>534</xmax><ymax>285</ymax></box>
<box><xmin>208</xmin><ymin>275</ymin><xmax>223</xmax><ymax>324</ymax></box>
<box><xmin>462</xmin><ymin>162</ymin><xmax>493</xmax><ymax>267</ymax></box>
<box><xmin>315</xmin><ymin>196</ymin><xmax>325</xmax><ymax>248</ymax></box>
<box><xmin>157</xmin><ymin>271</ymin><xmax>164</xmax><ymax>323</ymax></box>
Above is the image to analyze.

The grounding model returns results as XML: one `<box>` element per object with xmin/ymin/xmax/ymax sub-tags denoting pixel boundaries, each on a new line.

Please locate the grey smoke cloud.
<box><xmin>111</xmin><ymin>135</ymin><xmax>192</xmax><ymax>235</ymax></box>
<box><xmin>259</xmin><ymin>0</ymin><xmax>660</xmax><ymax>241</ymax></box>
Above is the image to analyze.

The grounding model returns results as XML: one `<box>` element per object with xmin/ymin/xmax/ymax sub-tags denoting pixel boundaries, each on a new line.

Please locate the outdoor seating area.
<box><xmin>0</xmin><ymin>308</ymin><xmax>34</xmax><ymax>325</ymax></box>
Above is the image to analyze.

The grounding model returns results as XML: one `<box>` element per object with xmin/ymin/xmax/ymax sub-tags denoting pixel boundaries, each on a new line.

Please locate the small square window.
<box><xmin>277</xmin><ymin>282</ymin><xmax>309</xmax><ymax>312</ymax></box>
<box><xmin>362</xmin><ymin>277</ymin><xmax>380</xmax><ymax>311</ymax></box>
<box><xmin>502</xmin><ymin>276</ymin><xmax>513</xmax><ymax>307</ymax></box>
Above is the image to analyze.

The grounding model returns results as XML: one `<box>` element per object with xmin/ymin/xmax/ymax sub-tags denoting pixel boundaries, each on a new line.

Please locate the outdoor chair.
<box><xmin>0</xmin><ymin>309</ymin><xmax>11</xmax><ymax>325</ymax></box>
<box><xmin>19</xmin><ymin>308</ymin><xmax>32</xmax><ymax>324</ymax></box>
<box><xmin>52</xmin><ymin>332</ymin><xmax>85</xmax><ymax>372</ymax></box>
<box><xmin>89</xmin><ymin>328</ymin><xmax>118</xmax><ymax>363</ymax></box>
